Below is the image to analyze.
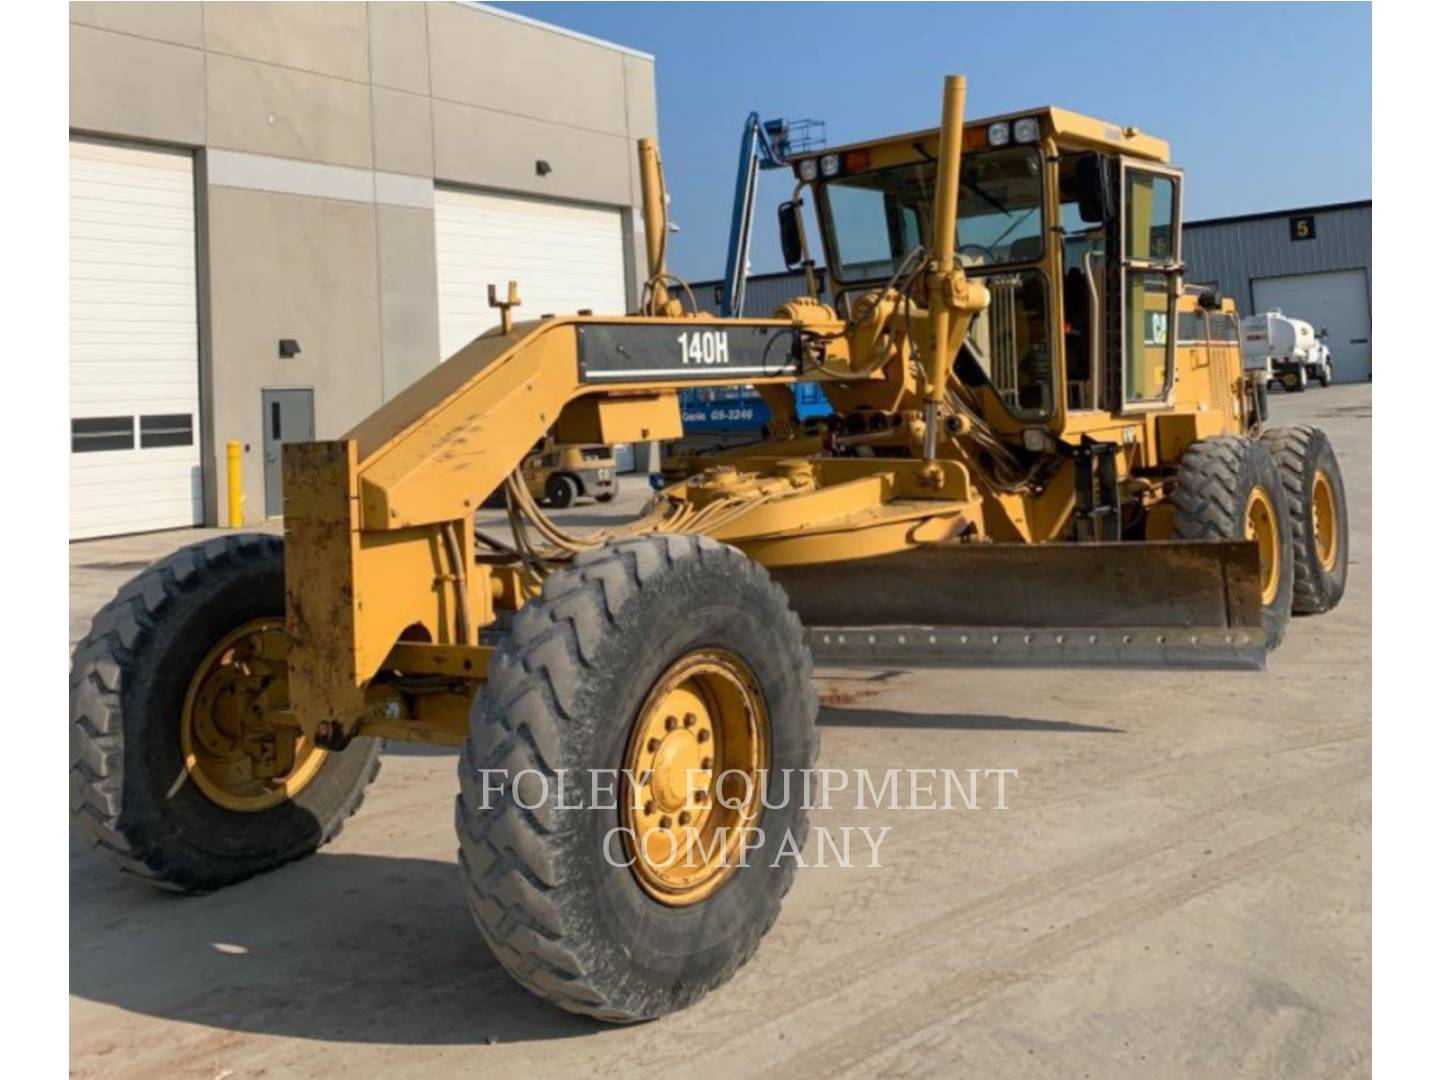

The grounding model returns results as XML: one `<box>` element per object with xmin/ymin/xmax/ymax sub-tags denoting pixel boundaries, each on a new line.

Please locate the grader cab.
<box><xmin>70</xmin><ymin>77</ymin><xmax>1348</xmax><ymax>1023</ymax></box>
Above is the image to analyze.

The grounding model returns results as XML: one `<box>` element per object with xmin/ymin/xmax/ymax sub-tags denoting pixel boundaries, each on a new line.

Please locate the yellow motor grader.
<box><xmin>70</xmin><ymin>76</ymin><xmax>1348</xmax><ymax>1022</ymax></box>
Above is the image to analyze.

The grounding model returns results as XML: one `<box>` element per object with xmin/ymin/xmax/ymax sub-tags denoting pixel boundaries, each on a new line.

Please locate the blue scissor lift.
<box><xmin>678</xmin><ymin>114</ymin><xmax>830</xmax><ymax>444</ymax></box>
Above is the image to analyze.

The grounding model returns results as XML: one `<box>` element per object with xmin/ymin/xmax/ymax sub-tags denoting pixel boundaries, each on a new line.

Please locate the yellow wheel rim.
<box><xmin>1312</xmin><ymin>469</ymin><xmax>1339</xmax><ymax>572</ymax></box>
<box><xmin>620</xmin><ymin>650</ymin><xmax>769</xmax><ymax>906</ymax></box>
<box><xmin>1245</xmin><ymin>486</ymin><xmax>1282</xmax><ymax>607</ymax></box>
<box><xmin>180</xmin><ymin>617</ymin><xmax>326</xmax><ymax>813</ymax></box>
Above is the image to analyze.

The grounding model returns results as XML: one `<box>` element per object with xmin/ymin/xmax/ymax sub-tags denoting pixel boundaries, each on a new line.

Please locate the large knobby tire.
<box><xmin>70</xmin><ymin>533</ymin><xmax>382</xmax><ymax>892</ymax></box>
<box><xmin>1262</xmin><ymin>425</ymin><xmax>1349</xmax><ymax>614</ymax></box>
<box><xmin>1172</xmin><ymin>436</ymin><xmax>1295</xmax><ymax>649</ymax></box>
<box><xmin>456</xmin><ymin>534</ymin><xmax>818</xmax><ymax>1021</ymax></box>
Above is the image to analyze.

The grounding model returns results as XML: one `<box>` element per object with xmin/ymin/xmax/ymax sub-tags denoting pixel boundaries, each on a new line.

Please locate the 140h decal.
<box><xmin>576</xmin><ymin>323</ymin><xmax>801</xmax><ymax>382</ymax></box>
<box><xmin>676</xmin><ymin>329</ymin><xmax>732</xmax><ymax>365</ymax></box>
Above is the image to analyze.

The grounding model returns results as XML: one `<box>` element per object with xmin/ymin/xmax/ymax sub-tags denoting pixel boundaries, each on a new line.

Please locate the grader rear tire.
<box><xmin>69</xmin><ymin>533</ymin><xmax>382</xmax><ymax>892</ymax></box>
<box><xmin>456</xmin><ymin>534</ymin><xmax>818</xmax><ymax>1021</ymax></box>
<box><xmin>1262</xmin><ymin>425</ymin><xmax>1349</xmax><ymax>614</ymax></box>
<box><xmin>1172</xmin><ymin>436</ymin><xmax>1295</xmax><ymax>649</ymax></box>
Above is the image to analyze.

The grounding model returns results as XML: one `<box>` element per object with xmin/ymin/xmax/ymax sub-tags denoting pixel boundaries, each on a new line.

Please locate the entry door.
<box><xmin>262</xmin><ymin>389</ymin><xmax>314</xmax><ymax>517</ymax></box>
<box><xmin>1117</xmin><ymin>159</ymin><xmax>1184</xmax><ymax>410</ymax></box>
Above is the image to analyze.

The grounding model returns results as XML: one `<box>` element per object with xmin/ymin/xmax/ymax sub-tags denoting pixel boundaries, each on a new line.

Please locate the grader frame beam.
<box><xmin>281</xmin><ymin>312</ymin><xmax>993</xmax><ymax>738</ymax></box>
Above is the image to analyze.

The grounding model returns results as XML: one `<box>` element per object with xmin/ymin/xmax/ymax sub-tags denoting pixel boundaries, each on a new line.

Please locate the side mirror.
<box><xmin>1196</xmin><ymin>289</ymin><xmax>1222</xmax><ymax>311</ymax></box>
<box><xmin>778</xmin><ymin>201</ymin><xmax>803</xmax><ymax>268</ymax></box>
<box><xmin>1075</xmin><ymin>153</ymin><xmax>1113</xmax><ymax>224</ymax></box>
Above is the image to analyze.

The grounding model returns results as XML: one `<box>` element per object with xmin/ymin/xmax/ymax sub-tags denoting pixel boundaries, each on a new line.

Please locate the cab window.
<box><xmin>817</xmin><ymin>147</ymin><xmax>1045</xmax><ymax>282</ymax></box>
<box><xmin>1058</xmin><ymin>155</ymin><xmax>1107</xmax><ymax>409</ymax></box>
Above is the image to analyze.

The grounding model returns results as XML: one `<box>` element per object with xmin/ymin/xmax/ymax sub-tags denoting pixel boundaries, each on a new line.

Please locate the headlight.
<box><xmin>820</xmin><ymin>153</ymin><xmax>841</xmax><ymax>177</ymax></box>
<box><xmin>1022</xmin><ymin>427</ymin><xmax>1048</xmax><ymax>452</ymax></box>
<box><xmin>987</xmin><ymin>122</ymin><xmax>1011</xmax><ymax>147</ymax></box>
<box><xmin>798</xmin><ymin>158</ymin><xmax>818</xmax><ymax>182</ymax></box>
<box><xmin>1012</xmin><ymin>117</ymin><xmax>1040</xmax><ymax>144</ymax></box>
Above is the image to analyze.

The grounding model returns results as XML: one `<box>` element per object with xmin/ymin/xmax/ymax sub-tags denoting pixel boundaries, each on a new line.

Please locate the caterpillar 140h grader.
<box><xmin>71</xmin><ymin>76</ymin><xmax>1348</xmax><ymax>1022</ymax></box>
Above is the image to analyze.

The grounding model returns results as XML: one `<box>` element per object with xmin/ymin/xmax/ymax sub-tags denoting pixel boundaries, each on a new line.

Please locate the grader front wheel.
<box><xmin>456</xmin><ymin>535</ymin><xmax>818</xmax><ymax>1021</ymax></box>
<box><xmin>69</xmin><ymin>534</ymin><xmax>381</xmax><ymax>892</ymax></box>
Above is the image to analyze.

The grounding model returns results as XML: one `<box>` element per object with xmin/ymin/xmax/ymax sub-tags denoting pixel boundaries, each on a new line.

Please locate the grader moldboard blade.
<box><xmin>771</xmin><ymin>540</ymin><xmax>1267</xmax><ymax>671</ymax></box>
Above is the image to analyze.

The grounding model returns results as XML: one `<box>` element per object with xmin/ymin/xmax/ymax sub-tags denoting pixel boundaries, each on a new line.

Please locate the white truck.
<box><xmin>1241</xmin><ymin>309</ymin><xmax>1334</xmax><ymax>392</ymax></box>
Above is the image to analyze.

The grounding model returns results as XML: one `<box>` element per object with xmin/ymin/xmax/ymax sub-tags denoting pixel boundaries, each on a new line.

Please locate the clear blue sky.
<box><xmin>495</xmin><ymin>2</ymin><xmax>1371</xmax><ymax>281</ymax></box>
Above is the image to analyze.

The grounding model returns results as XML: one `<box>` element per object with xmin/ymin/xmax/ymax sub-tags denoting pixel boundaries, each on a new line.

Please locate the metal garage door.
<box><xmin>434</xmin><ymin>187</ymin><xmax>628</xmax><ymax>358</ymax></box>
<box><xmin>1252</xmin><ymin>269</ymin><xmax>1371</xmax><ymax>383</ymax></box>
<box><xmin>70</xmin><ymin>138</ymin><xmax>202</xmax><ymax>539</ymax></box>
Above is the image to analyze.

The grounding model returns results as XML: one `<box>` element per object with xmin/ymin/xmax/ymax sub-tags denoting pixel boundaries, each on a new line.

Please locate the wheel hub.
<box><xmin>1245</xmin><ymin>486</ymin><xmax>1282</xmax><ymax>606</ymax></box>
<box><xmin>180</xmin><ymin>618</ymin><xmax>326</xmax><ymax>812</ymax></box>
<box><xmin>621</xmin><ymin>650</ymin><xmax>769</xmax><ymax>906</ymax></box>
<box><xmin>651</xmin><ymin>723</ymin><xmax>703</xmax><ymax>812</ymax></box>
<box><xmin>1312</xmin><ymin>469</ymin><xmax>1339</xmax><ymax>572</ymax></box>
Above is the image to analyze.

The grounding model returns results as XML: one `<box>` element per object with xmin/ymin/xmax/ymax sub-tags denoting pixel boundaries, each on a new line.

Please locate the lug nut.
<box><xmin>664</xmin><ymin>716</ymin><xmax>677</xmax><ymax>731</ymax></box>
<box><xmin>678</xmin><ymin>811</ymin><xmax>691</xmax><ymax>826</ymax></box>
<box><xmin>697</xmin><ymin>730</ymin><xmax>710</xmax><ymax>744</ymax></box>
<box><xmin>643</xmin><ymin>800</ymin><xmax>654</xmax><ymax>815</ymax></box>
<box><xmin>683</xmin><ymin>713</ymin><xmax>697</xmax><ymax>728</ymax></box>
<box><xmin>701</xmin><ymin>757</ymin><xmax>712</xmax><ymax>770</ymax></box>
<box><xmin>659</xmin><ymin>815</ymin><xmax>672</xmax><ymax>829</ymax></box>
<box><xmin>647</xmin><ymin>737</ymin><xmax>661</xmax><ymax>752</ymax></box>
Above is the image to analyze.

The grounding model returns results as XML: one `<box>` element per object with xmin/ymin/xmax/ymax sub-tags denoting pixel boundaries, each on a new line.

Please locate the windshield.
<box><xmin>817</xmin><ymin>146</ymin><xmax>1045</xmax><ymax>282</ymax></box>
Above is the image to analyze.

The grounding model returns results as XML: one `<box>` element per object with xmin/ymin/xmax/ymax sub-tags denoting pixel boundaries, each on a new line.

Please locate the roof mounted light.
<box><xmin>798</xmin><ymin>158</ymin><xmax>818</xmax><ymax>182</ymax></box>
<box><xmin>987</xmin><ymin>122</ymin><xmax>1011</xmax><ymax>147</ymax></box>
<box><xmin>819</xmin><ymin>153</ymin><xmax>841</xmax><ymax>178</ymax></box>
<box><xmin>1013</xmin><ymin>117</ymin><xmax>1041</xmax><ymax>144</ymax></box>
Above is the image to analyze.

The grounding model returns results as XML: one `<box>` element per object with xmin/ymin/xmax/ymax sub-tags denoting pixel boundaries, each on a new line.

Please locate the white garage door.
<box><xmin>434</xmin><ymin>187</ymin><xmax>628</xmax><ymax>359</ymax></box>
<box><xmin>70</xmin><ymin>138</ymin><xmax>202</xmax><ymax>539</ymax></box>
<box><xmin>1253</xmin><ymin>269</ymin><xmax>1370</xmax><ymax>383</ymax></box>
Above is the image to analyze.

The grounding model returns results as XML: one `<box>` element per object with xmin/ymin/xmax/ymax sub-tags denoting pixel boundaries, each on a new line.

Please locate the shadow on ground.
<box><xmin>819</xmin><ymin>707</ymin><xmax>1122</xmax><ymax>734</ymax></box>
<box><xmin>70</xmin><ymin>848</ymin><xmax>601</xmax><ymax>1045</ymax></box>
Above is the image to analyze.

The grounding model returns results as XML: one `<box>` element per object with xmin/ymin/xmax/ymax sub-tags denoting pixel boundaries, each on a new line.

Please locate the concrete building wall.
<box><xmin>69</xmin><ymin>1</ymin><xmax>657</xmax><ymax>526</ymax></box>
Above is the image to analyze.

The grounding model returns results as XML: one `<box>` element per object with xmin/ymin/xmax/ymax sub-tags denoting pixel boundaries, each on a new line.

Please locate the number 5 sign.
<box><xmin>1289</xmin><ymin>214</ymin><xmax>1317</xmax><ymax>241</ymax></box>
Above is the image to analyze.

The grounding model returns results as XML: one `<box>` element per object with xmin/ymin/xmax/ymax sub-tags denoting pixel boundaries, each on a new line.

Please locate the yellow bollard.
<box><xmin>226</xmin><ymin>440</ymin><xmax>243</xmax><ymax>527</ymax></box>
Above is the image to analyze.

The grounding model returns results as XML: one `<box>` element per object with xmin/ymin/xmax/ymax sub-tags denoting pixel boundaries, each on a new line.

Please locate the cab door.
<box><xmin>1117</xmin><ymin>160</ymin><xmax>1184</xmax><ymax>411</ymax></box>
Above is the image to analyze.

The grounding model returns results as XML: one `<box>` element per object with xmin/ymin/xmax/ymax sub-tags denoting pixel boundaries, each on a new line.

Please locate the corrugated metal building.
<box><xmin>1183</xmin><ymin>200</ymin><xmax>1371</xmax><ymax>383</ymax></box>
<box><xmin>695</xmin><ymin>198</ymin><xmax>1372</xmax><ymax>384</ymax></box>
<box><xmin>688</xmin><ymin>269</ymin><xmax>830</xmax><ymax>318</ymax></box>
